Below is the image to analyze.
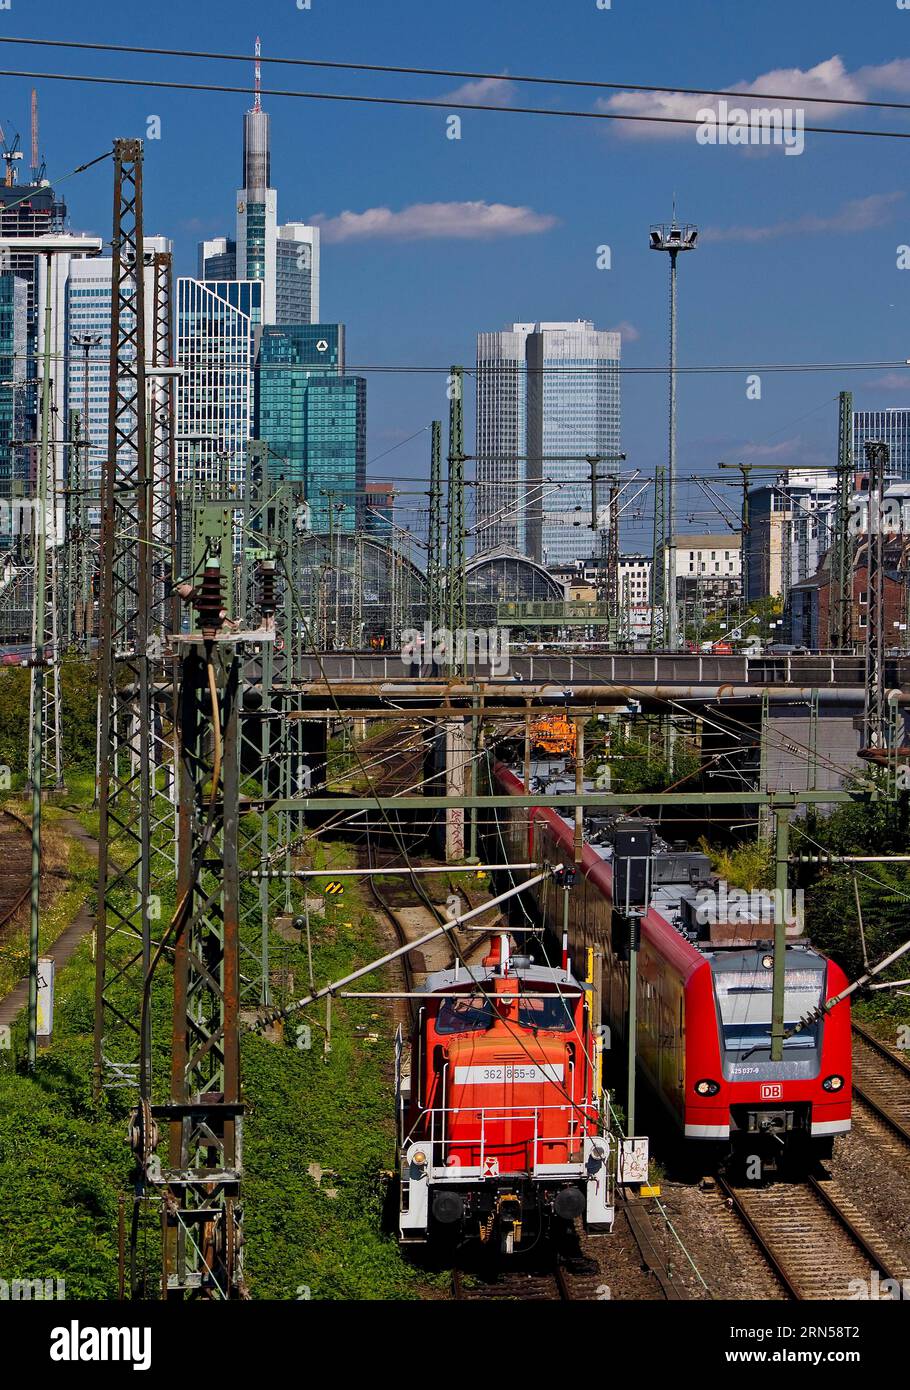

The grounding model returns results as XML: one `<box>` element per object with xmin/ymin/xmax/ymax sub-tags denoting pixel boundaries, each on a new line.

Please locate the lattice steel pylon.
<box><xmin>863</xmin><ymin>440</ymin><xmax>889</xmax><ymax>755</ymax></box>
<box><xmin>445</xmin><ymin>367</ymin><xmax>466</xmax><ymax>671</ymax></box>
<box><xmin>149</xmin><ymin>250</ymin><xmax>180</xmax><ymax>844</ymax></box>
<box><xmin>27</xmin><ymin>249</ymin><xmax>64</xmax><ymax>794</ymax></box>
<box><xmin>828</xmin><ymin>390</ymin><xmax>854</xmax><ymax>651</ymax></box>
<box><xmin>93</xmin><ymin>139</ymin><xmax>177</xmax><ymax>1097</ymax></box>
<box><xmin>161</xmin><ymin>634</ymin><xmax>244</xmax><ymax>1299</ymax></box>
<box><xmin>650</xmin><ymin>463</ymin><xmax>666</xmax><ymax>650</ymax></box>
<box><xmin>27</xmin><ymin>512</ymin><xmax>64</xmax><ymax>791</ymax></box>
<box><xmin>428</xmin><ymin>419</ymin><xmax>443</xmax><ymax>632</ymax></box>
<box><xmin>64</xmin><ymin>407</ymin><xmax>94</xmax><ymax>652</ymax></box>
<box><xmin>238</xmin><ymin>441</ymin><xmax>295</xmax><ymax>1006</ymax></box>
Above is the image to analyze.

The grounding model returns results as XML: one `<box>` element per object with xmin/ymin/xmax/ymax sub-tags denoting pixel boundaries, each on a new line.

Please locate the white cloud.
<box><xmin>311</xmin><ymin>200</ymin><xmax>558</xmax><ymax>243</ymax></box>
<box><xmin>608</xmin><ymin>320</ymin><xmax>640</xmax><ymax>341</ymax></box>
<box><xmin>703</xmin><ymin>192</ymin><xmax>903</xmax><ymax>243</ymax></box>
<box><xmin>439</xmin><ymin>75</ymin><xmax>517</xmax><ymax>106</ymax></box>
<box><xmin>597</xmin><ymin>55</ymin><xmax>904</xmax><ymax>139</ymax></box>
<box><xmin>868</xmin><ymin>371</ymin><xmax>910</xmax><ymax>391</ymax></box>
<box><xmin>739</xmin><ymin>438</ymin><xmax>802</xmax><ymax>460</ymax></box>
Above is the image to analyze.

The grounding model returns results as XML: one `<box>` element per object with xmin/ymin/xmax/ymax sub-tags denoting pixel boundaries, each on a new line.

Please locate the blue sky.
<box><xmin>7</xmin><ymin>0</ymin><xmax>910</xmax><ymax>547</ymax></box>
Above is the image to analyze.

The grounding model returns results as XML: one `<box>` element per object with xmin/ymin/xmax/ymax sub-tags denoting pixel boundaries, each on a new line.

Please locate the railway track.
<box><xmin>718</xmin><ymin>1174</ymin><xmax>910</xmax><ymax>1299</ymax></box>
<box><xmin>0</xmin><ymin>806</ymin><xmax>33</xmax><ymax>935</ymax></box>
<box><xmin>452</xmin><ymin>1249</ymin><xmax>606</xmax><ymax>1300</ymax></box>
<box><xmin>852</xmin><ymin>1020</ymin><xmax>910</xmax><ymax>1153</ymax></box>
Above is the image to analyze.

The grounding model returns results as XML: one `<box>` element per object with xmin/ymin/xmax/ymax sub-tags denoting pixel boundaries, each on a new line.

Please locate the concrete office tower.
<box><xmin>207</xmin><ymin>39</ymin><xmax>322</xmax><ymax>327</ymax></box>
<box><xmin>66</xmin><ymin>236</ymin><xmax>173</xmax><ymax>506</ymax></box>
<box><xmin>236</xmin><ymin>48</ymin><xmax>278</xmax><ymax>323</ymax></box>
<box><xmin>0</xmin><ymin>177</ymin><xmax>66</xmax><ymax>493</ymax></box>
<box><xmin>276</xmin><ymin>224</ymin><xmax>320</xmax><ymax>324</ymax></box>
<box><xmin>476</xmin><ymin>321</ymin><xmax>621</xmax><ymax>566</ymax></box>
<box><xmin>198</xmin><ymin>237</ymin><xmax>237</xmax><ymax>280</ymax></box>
<box><xmin>475</xmin><ymin>325</ymin><xmax>532</xmax><ymax>553</ymax></box>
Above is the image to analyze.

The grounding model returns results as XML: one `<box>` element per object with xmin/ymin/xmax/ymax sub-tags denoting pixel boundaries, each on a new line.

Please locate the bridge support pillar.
<box><xmin>444</xmin><ymin>718</ymin><xmax>471</xmax><ymax>861</ymax></box>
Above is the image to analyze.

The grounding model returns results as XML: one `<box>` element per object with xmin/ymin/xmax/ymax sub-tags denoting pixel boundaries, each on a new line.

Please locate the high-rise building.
<box><xmin>66</xmin><ymin>237</ymin><xmax>173</xmax><ymax>504</ymax></box>
<box><xmin>475</xmin><ymin>325</ymin><xmax>531</xmax><ymax>553</ymax></box>
<box><xmin>276</xmin><ymin>224</ymin><xmax>320</xmax><ymax>324</ymax></box>
<box><xmin>176</xmin><ymin>277</ymin><xmax>263</xmax><ymax>488</ymax></box>
<box><xmin>195</xmin><ymin>40</ymin><xmax>321</xmax><ymax>328</ymax></box>
<box><xmin>255</xmin><ymin>322</ymin><xmax>365</xmax><ymax>531</ymax></box>
<box><xmin>476</xmin><ymin>321</ymin><xmax>621</xmax><ymax>566</ymax></box>
<box><xmin>198</xmin><ymin>237</ymin><xmax>237</xmax><ymax>280</ymax></box>
<box><xmin>0</xmin><ymin>273</ymin><xmax>27</xmax><ymax>499</ymax></box>
<box><xmin>236</xmin><ymin>72</ymin><xmax>278</xmax><ymax>322</ymax></box>
<box><xmin>852</xmin><ymin>410</ymin><xmax>910</xmax><ymax>480</ymax></box>
<box><xmin>0</xmin><ymin>178</ymin><xmax>66</xmax><ymax>493</ymax></box>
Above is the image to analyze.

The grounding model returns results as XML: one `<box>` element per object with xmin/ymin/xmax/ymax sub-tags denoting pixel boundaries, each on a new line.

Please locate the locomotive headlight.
<box><xmin>822</xmin><ymin>1074</ymin><xmax>844</xmax><ymax>1092</ymax></box>
<box><xmin>409</xmin><ymin>1148</ymin><xmax>428</xmax><ymax>1167</ymax></box>
<box><xmin>761</xmin><ymin>954</ymin><xmax>774</xmax><ymax>970</ymax></box>
<box><xmin>695</xmin><ymin>1078</ymin><xmax>721</xmax><ymax>1096</ymax></box>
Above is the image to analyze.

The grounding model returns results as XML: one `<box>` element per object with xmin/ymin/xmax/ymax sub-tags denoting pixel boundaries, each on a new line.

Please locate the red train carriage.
<box><xmin>397</xmin><ymin>934</ymin><xmax>614</xmax><ymax>1252</ymax></box>
<box><xmin>490</xmin><ymin>761</ymin><xmax>852</xmax><ymax>1166</ymax></box>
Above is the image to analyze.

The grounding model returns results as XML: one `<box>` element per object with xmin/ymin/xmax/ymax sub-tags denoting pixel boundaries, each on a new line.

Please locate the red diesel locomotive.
<box><xmin>396</xmin><ymin>933</ymin><xmax>614</xmax><ymax>1251</ymax></box>
<box><xmin>491</xmin><ymin>761</ymin><xmax>852</xmax><ymax>1166</ymax></box>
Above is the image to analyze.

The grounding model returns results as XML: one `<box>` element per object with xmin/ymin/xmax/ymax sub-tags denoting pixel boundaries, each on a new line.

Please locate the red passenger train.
<box><xmin>491</xmin><ymin>761</ymin><xmax>852</xmax><ymax>1168</ymax></box>
<box><xmin>396</xmin><ymin>933</ymin><xmax>614</xmax><ymax>1252</ymax></box>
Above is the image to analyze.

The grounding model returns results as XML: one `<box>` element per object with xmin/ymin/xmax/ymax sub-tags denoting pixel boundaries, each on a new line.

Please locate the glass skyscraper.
<box><xmin>255</xmin><ymin>323</ymin><xmax>365</xmax><ymax>532</ymax></box>
<box><xmin>176</xmin><ymin>277</ymin><xmax>263</xmax><ymax>488</ymax></box>
<box><xmin>853</xmin><ymin>410</ymin><xmax>910</xmax><ymax>480</ymax></box>
<box><xmin>476</xmin><ymin>321</ymin><xmax>621</xmax><ymax>566</ymax></box>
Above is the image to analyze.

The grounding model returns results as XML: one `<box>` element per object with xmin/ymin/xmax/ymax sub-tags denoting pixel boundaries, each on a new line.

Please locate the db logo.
<box><xmin>760</xmin><ymin>1083</ymin><xmax>783</xmax><ymax>1100</ymax></box>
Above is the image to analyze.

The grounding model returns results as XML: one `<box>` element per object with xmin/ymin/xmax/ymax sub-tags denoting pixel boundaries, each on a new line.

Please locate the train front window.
<box><xmin>436</xmin><ymin>994</ymin><xmax>495</xmax><ymax>1035</ymax></box>
<box><xmin>713</xmin><ymin>968</ymin><xmax>824</xmax><ymax>1053</ymax></box>
<box><xmin>517</xmin><ymin>994</ymin><xmax>574</xmax><ymax>1032</ymax></box>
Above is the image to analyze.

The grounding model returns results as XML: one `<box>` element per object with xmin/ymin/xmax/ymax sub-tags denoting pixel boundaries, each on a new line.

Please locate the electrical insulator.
<box><xmin>258</xmin><ymin>558</ymin><xmax>277</xmax><ymax>619</ymax></box>
<box><xmin>195</xmin><ymin>562</ymin><xmax>227</xmax><ymax>638</ymax></box>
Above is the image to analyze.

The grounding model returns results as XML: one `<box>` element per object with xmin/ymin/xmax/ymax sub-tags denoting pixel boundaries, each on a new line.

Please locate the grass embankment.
<box><xmin>0</xmin><ymin>797</ymin><xmax>440</xmax><ymax>1299</ymax></box>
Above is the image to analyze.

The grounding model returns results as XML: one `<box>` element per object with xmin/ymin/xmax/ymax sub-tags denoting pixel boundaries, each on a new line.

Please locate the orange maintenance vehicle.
<box><xmin>530</xmin><ymin>713</ymin><xmax>577</xmax><ymax>758</ymax></box>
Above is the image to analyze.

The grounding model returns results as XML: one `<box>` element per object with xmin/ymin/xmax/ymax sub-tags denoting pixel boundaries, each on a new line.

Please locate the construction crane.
<box><xmin>0</xmin><ymin>123</ymin><xmax>23</xmax><ymax>187</ymax></box>
<box><xmin>30</xmin><ymin>89</ymin><xmax>42</xmax><ymax>183</ymax></box>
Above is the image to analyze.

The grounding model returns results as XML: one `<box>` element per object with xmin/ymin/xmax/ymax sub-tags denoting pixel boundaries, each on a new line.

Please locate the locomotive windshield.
<box><xmin>517</xmin><ymin>994</ymin><xmax>574</xmax><ymax>1032</ymax></box>
<box><xmin>435</xmin><ymin>989</ymin><xmax>576</xmax><ymax>1034</ymax></box>
<box><xmin>436</xmin><ymin>994</ymin><xmax>494</xmax><ymax>1034</ymax></box>
<box><xmin>712</xmin><ymin>964</ymin><xmax>825</xmax><ymax>1053</ymax></box>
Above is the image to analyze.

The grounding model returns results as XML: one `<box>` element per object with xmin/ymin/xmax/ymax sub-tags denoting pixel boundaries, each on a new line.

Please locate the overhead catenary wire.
<box><xmin>0</xmin><ymin>64</ymin><xmax>909</xmax><ymax>141</ymax></box>
<box><xmin>5</xmin><ymin>36</ymin><xmax>910</xmax><ymax>116</ymax></box>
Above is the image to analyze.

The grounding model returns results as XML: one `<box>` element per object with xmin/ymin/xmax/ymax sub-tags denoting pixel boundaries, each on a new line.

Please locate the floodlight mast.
<box><xmin>650</xmin><ymin>218</ymin><xmax>698</xmax><ymax>652</ymax></box>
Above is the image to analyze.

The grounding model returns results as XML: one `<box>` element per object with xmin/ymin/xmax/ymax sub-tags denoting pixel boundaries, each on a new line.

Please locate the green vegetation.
<box><xmin>700</xmin><ymin>838</ymin><xmax>772</xmax><ymax>892</ymax></box>
<box><xmin>0</xmin><ymin>789</ymin><xmax>439</xmax><ymax>1298</ymax></box>
<box><xmin>801</xmin><ymin>798</ymin><xmax>910</xmax><ymax>1027</ymax></box>
<box><xmin>683</xmin><ymin>595</ymin><xmax>783</xmax><ymax>648</ymax></box>
<box><xmin>587</xmin><ymin>721</ymin><xmax>702</xmax><ymax>794</ymax></box>
<box><xmin>0</xmin><ymin>661</ymin><xmax>98</xmax><ymax>782</ymax></box>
